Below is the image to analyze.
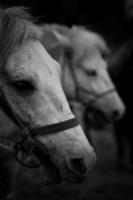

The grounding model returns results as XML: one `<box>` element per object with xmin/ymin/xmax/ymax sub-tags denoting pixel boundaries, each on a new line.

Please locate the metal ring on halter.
<box><xmin>14</xmin><ymin>137</ymin><xmax>48</xmax><ymax>168</ymax></box>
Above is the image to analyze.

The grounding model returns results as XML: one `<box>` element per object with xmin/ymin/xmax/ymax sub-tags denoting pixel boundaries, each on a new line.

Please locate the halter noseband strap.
<box><xmin>78</xmin><ymin>87</ymin><xmax>116</xmax><ymax>105</ymax></box>
<box><xmin>31</xmin><ymin>117</ymin><xmax>79</xmax><ymax>137</ymax></box>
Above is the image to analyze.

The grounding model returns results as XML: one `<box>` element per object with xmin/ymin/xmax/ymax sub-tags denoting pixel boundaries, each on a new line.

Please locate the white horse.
<box><xmin>0</xmin><ymin>7</ymin><xmax>96</xmax><ymax>199</ymax></box>
<box><xmin>41</xmin><ymin>24</ymin><xmax>125</xmax><ymax>131</ymax></box>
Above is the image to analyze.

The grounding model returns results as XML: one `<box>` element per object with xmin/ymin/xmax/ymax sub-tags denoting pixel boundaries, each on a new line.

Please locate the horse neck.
<box><xmin>60</xmin><ymin>57</ymin><xmax>76</xmax><ymax>101</ymax></box>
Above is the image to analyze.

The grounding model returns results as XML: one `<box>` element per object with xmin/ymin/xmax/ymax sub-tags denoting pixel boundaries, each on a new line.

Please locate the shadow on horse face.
<box><xmin>0</xmin><ymin>7</ymin><xmax>96</xmax><ymax>184</ymax></box>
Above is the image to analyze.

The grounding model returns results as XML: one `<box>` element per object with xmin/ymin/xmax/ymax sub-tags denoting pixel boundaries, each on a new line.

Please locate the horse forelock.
<box><xmin>0</xmin><ymin>7</ymin><xmax>43</xmax><ymax>72</ymax></box>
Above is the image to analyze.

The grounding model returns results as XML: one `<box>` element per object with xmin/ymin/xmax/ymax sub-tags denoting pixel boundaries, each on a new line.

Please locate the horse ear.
<box><xmin>53</xmin><ymin>29</ymin><xmax>71</xmax><ymax>47</ymax></box>
<box><xmin>41</xmin><ymin>25</ymin><xmax>71</xmax><ymax>61</ymax></box>
<box><xmin>41</xmin><ymin>27</ymin><xmax>62</xmax><ymax>61</ymax></box>
<box><xmin>47</xmin><ymin>44</ymin><xmax>64</xmax><ymax>61</ymax></box>
<box><xmin>53</xmin><ymin>29</ymin><xmax>74</xmax><ymax>62</ymax></box>
<box><xmin>41</xmin><ymin>27</ymin><xmax>60</xmax><ymax>49</ymax></box>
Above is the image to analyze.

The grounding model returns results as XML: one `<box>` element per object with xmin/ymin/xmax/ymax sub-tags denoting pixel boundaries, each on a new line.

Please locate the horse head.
<box><xmin>0</xmin><ymin>7</ymin><xmax>96</xmax><ymax>184</ymax></box>
<box><xmin>42</xmin><ymin>25</ymin><xmax>125</xmax><ymax>129</ymax></box>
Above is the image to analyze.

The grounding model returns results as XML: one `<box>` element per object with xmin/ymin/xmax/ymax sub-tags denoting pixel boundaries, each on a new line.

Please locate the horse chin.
<box><xmin>43</xmin><ymin>160</ymin><xmax>87</xmax><ymax>184</ymax></box>
<box><xmin>84</xmin><ymin>106</ymin><xmax>111</xmax><ymax>130</ymax></box>
<box><xmin>42</xmin><ymin>157</ymin><xmax>63</xmax><ymax>184</ymax></box>
<box><xmin>42</xmin><ymin>154</ymin><xmax>86</xmax><ymax>184</ymax></box>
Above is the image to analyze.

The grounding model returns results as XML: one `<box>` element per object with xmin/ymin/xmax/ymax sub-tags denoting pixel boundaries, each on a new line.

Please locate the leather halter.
<box><xmin>0</xmin><ymin>86</ymin><xmax>79</xmax><ymax>167</ymax></box>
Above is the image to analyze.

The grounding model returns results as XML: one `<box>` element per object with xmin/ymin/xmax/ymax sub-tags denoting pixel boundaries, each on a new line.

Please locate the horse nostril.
<box><xmin>112</xmin><ymin>110</ymin><xmax>120</xmax><ymax>120</ymax></box>
<box><xmin>69</xmin><ymin>158</ymin><xmax>88</xmax><ymax>176</ymax></box>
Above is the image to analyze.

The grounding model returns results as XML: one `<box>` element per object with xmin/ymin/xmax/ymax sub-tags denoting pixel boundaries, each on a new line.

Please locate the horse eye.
<box><xmin>86</xmin><ymin>70</ymin><xmax>97</xmax><ymax>76</ymax></box>
<box><xmin>12</xmin><ymin>80</ymin><xmax>35</xmax><ymax>94</ymax></box>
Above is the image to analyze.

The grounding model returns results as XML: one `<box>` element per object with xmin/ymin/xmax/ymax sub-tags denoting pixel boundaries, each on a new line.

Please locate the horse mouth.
<box><xmin>84</xmin><ymin>106</ymin><xmax>110</xmax><ymax>130</ymax></box>
<box><xmin>35</xmin><ymin>139</ymin><xmax>89</xmax><ymax>184</ymax></box>
<box><xmin>42</xmin><ymin>157</ymin><xmax>88</xmax><ymax>184</ymax></box>
<box><xmin>41</xmin><ymin>149</ymin><xmax>86</xmax><ymax>184</ymax></box>
<box><xmin>41</xmin><ymin>153</ymin><xmax>63</xmax><ymax>184</ymax></box>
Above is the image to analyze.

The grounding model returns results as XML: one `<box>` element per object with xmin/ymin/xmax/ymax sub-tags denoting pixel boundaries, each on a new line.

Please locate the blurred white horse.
<box><xmin>41</xmin><ymin>25</ymin><xmax>125</xmax><ymax>133</ymax></box>
<box><xmin>0</xmin><ymin>7</ymin><xmax>96</xmax><ymax>199</ymax></box>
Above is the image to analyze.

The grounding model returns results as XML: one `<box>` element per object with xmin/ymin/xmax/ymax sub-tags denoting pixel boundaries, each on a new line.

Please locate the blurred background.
<box><xmin>0</xmin><ymin>0</ymin><xmax>132</xmax><ymax>51</ymax></box>
<box><xmin>0</xmin><ymin>0</ymin><xmax>128</xmax><ymax>37</ymax></box>
<box><xmin>1</xmin><ymin>0</ymin><xmax>133</xmax><ymax>200</ymax></box>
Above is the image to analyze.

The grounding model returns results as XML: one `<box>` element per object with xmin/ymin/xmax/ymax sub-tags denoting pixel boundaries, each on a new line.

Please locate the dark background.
<box><xmin>0</xmin><ymin>0</ymin><xmax>129</xmax><ymax>43</ymax></box>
